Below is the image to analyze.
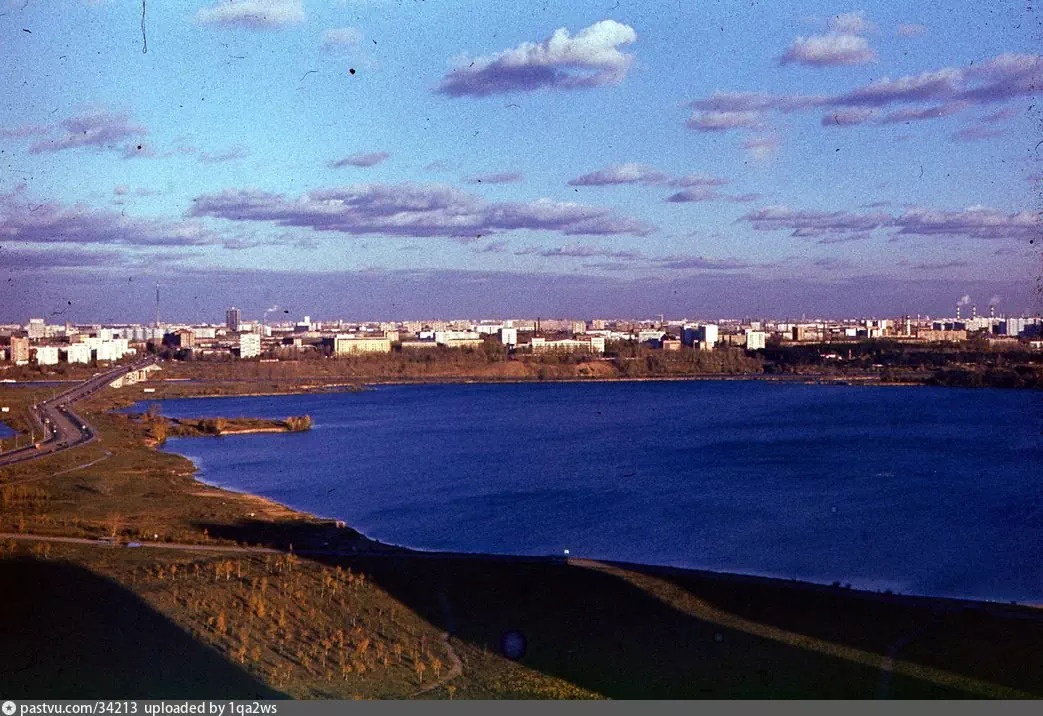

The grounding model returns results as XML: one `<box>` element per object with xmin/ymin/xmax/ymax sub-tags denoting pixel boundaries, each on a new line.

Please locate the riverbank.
<box><xmin>142</xmin><ymin>381</ymin><xmax>1040</xmax><ymax>605</ymax></box>
<box><xmin>1</xmin><ymin>383</ymin><xmax>1041</xmax><ymax>698</ymax></box>
<box><xmin>119</xmin><ymin>371</ymin><xmax>924</xmax><ymax>405</ymax></box>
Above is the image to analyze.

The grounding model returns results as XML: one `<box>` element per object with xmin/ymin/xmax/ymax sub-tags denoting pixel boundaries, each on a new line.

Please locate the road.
<box><xmin>0</xmin><ymin>357</ymin><xmax>155</xmax><ymax>468</ymax></box>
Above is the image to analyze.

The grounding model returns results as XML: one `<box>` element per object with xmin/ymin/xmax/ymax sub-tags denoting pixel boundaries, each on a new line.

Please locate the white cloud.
<box><xmin>780</xmin><ymin>33</ymin><xmax>877</xmax><ymax>66</ymax></box>
<box><xmin>780</xmin><ymin>11</ymin><xmax>877</xmax><ymax>67</ymax></box>
<box><xmin>568</xmin><ymin>163</ymin><xmax>670</xmax><ymax>186</ymax></box>
<box><xmin>438</xmin><ymin>20</ymin><xmax>636</xmax><ymax>96</ymax></box>
<box><xmin>329</xmin><ymin>151</ymin><xmax>390</xmax><ymax>168</ymax></box>
<box><xmin>195</xmin><ymin>0</ymin><xmax>304</xmax><ymax>30</ymax></box>
<box><xmin>686</xmin><ymin>110</ymin><xmax>762</xmax><ymax>132</ymax></box>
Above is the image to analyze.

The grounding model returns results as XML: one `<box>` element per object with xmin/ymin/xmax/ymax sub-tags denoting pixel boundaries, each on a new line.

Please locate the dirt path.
<box><xmin>568</xmin><ymin>557</ymin><xmax>1035</xmax><ymax>700</ymax></box>
<box><xmin>0</xmin><ymin>450</ymin><xmax>112</xmax><ymax>488</ymax></box>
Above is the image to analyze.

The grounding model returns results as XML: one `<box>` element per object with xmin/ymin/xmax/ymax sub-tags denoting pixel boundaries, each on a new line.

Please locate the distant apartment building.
<box><xmin>637</xmin><ymin>329</ymin><xmax>665</xmax><ymax>347</ymax></box>
<box><xmin>226</xmin><ymin>307</ymin><xmax>241</xmax><ymax>333</ymax></box>
<box><xmin>65</xmin><ymin>344</ymin><xmax>91</xmax><ymax>364</ymax></box>
<box><xmin>792</xmin><ymin>325</ymin><xmax>816</xmax><ymax>342</ymax></box>
<box><xmin>570</xmin><ymin>321</ymin><xmax>587</xmax><ymax>335</ymax></box>
<box><xmin>434</xmin><ymin>331</ymin><xmax>483</xmax><ymax>348</ymax></box>
<box><xmin>171</xmin><ymin>329</ymin><xmax>196</xmax><ymax>349</ymax></box>
<box><xmin>239</xmin><ymin>332</ymin><xmax>262</xmax><ymax>358</ymax></box>
<box><xmin>681</xmin><ymin>324</ymin><xmax>718</xmax><ymax>349</ymax></box>
<box><xmin>192</xmin><ymin>326</ymin><xmax>217</xmax><ymax>340</ymax></box>
<box><xmin>26</xmin><ymin>318</ymin><xmax>46</xmax><ymax>340</ymax></box>
<box><xmin>400</xmin><ymin>340</ymin><xmax>440</xmax><ymax>351</ymax></box>
<box><xmin>34</xmin><ymin>345</ymin><xmax>59</xmax><ymax>365</ymax></box>
<box><xmin>128</xmin><ymin>325</ymin><xmax>161</xmax><ymax>342</ymax></box>
<box><xmin>529</xmin><ymin>335</ymin><xmax>605</xmax><ymax>354</ymax></box>
<box><xmin>745</xmin><ymin>330</ymin><xmax>767</xmax><ymax>351</ymax></box>
<box><xmin>499</xmin><ymin>327</ymin><xmax>518</xmax><ymax>347</ymax></box>
<box><xmin>332</xmin><ymin>334</ymin><xmax>392</xmax><ymax>355</ymax></box>
<box><xmin>82</xmin><ymin>337</ymin><xmax>131</xmax><ymax>362</ymax></box>
<box><xmin>917</xmin><ymin>329</ymin><xmax>968</xmax><ymax>342</ymax></box>
<box><xmin>691</xmin><ymin>324</ymin><xmax>718</xmax><ymax>350</ymax></box>
<box><xmin>9</xmin><ymin>336</ymin><xmax>30</xmax><ymax>365</ymax></box>
<box><xmin>996</xmin><ymin>317</ymin><xmax>1036</xmax><ymax>337</ymax></box>
<box><xmin>95</xmin><ymin>341</ymin><xmax>119</xmax><ymax>362</ymax></box>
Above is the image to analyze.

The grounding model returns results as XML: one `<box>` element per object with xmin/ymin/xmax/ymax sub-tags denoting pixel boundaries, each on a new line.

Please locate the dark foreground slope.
<box><xmin>0</xmin><ymin>558</ymin><xmax>282</xmax><ymax>699</ymax></box>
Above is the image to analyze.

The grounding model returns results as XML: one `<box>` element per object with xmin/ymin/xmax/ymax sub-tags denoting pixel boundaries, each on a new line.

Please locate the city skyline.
<box><xmin>2</xmin><ymin>1</ymin><xmax>1040</xmax><ymax>322</ymax></box>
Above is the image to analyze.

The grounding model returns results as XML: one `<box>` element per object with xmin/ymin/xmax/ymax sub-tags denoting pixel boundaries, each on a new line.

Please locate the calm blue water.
<box><xmin>139</xmin><ymin>382</ymin><xmax>1042</xmax><ymax>602</ymax></box>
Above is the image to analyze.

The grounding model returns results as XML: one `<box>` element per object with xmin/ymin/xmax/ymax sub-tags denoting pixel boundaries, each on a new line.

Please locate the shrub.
<box><xmin>285</xmin><ymin>415</ymin><xmax>312</xmax><ymax>432</ymax></box>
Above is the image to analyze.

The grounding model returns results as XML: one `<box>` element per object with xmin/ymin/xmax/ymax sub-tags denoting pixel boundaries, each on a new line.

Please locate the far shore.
<box><xmin>125</xmin><ymin>372</ymin><xmax>925</xmax><ymax>404</ymax></box>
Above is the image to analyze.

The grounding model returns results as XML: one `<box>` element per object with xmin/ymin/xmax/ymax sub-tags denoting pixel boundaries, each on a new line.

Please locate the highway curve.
<box><xmin>0</xmin><ymin>358</ymin><xmax>155</xmax><ymax>469</ymax></box>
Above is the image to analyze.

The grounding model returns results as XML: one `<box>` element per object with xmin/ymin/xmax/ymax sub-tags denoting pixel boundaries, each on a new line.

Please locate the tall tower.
<box><xmin>154</xmin><ymin>284</ymin><xmax>160</xmax><ymax>329</ymax></box>
<box><xmin>226</xmin><ymin>307</ymin><xmax>241</xmax><ymax>332</ymax></box>
<box><xmin>972</xmin><ymin>304</ymin><xmax>977</xmax><ymax>320</ymax></box>
<box><xmin>956</xmin><ymin>304</ymin><xmax>961</xmax><ymax>321</ymax></box>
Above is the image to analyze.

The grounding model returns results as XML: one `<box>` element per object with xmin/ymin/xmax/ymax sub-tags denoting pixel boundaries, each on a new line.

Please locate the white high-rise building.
<box><xmin>239</xmin><ymin>332</ymin><xmax>261</xmax><ymax>358</ymax></box>
<box><xmin>698</xmin><ymin>324</ymin><xmax>719</xmax><ymax>350</ymax></box>
<box><xmin>744</xmin><ymin>330</ymin><xmax>766</xmax><ymax>351</ymax></box>
<box><xmin>35</xmin><ymin>346</ymin><xmax>59</xmax><ymax>365</ymax></box>
<box><xmin>95</xmin><ymin>342</ymin><xmax>119</xmax><ymax>362</ymax></box>
<box><xmin>27</xmin><ymin>318</ymin><xmax>45</xmax><ymax>340</ymax></box>
<box><xmin>66</xmin><ymin>344</ymin><xmax>91</xmax><ymax>364</ymax></box>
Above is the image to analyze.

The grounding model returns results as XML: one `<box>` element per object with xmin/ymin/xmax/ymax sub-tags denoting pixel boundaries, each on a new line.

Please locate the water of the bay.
<box><xmin>140</xmin><ymin>381</ymin><xmax>1042</xmax><ymax>602</ymax></box>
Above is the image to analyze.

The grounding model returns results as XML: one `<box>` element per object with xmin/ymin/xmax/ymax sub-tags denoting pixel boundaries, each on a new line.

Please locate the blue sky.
<box><xmin>1</xmin><ymin>1</ymin><xmax>1039</xmax><ymax>322</ymax></box>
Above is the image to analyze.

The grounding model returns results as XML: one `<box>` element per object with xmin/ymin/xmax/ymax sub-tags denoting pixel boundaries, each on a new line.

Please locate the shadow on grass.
<box><xmin>0</xmin><ymin>557</ymin><xmax>284</xmax><ymax>699</ymax></box>
<box><xmin>191</xmin><ymin>518</ymin><xmax>1043</xmax><ymax>698</ymax></box>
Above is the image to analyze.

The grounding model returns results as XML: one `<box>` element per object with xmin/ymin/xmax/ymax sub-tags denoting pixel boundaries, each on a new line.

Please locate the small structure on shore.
<box><xmin>110</xmin><ymin>363</ymin><xmax>162</xmax><ymax>389</ymax></box>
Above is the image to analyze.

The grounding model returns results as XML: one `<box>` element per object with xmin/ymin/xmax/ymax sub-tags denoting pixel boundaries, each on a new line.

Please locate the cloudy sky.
<box><xmin>1</xmin><ymin>1</ymin><xmax>1039</xmax><ymax>322</ymax></box>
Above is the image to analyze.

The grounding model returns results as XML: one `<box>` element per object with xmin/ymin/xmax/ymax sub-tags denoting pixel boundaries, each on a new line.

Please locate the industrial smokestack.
<box><xmin>972</xmin><ymin>304</ymin><xmax>977</xmax><ymax>319</ymax></box>
<box><xmin>956</xmin><ymin>304</ymin><xmax>961</xmax><ymax>321</ymax></box>
<box><xmin>989</xmin><ymin>304</ymin><xmax>995</xmax><ymax>319</ymax></box>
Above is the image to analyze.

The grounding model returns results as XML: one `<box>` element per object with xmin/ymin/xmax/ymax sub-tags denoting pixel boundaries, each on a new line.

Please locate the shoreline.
<box><xmin>137</xmin><ymin>372</ymin><xmax>927</xmax><ymax>402</ymax></box>
<box><xmin>153</xmin><ymin>408</ymin><xmax>1035</xmax><ymax>609</ymax></box>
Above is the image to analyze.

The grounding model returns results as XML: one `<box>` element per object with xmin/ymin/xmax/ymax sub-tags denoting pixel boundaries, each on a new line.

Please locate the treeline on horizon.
<box><xmin>152</xmin><ymin>338</ymin><xmax>1043</xmax><ymax>389</ymax></box>
<box><xmin>4</xmin><ymin>338</ymin><xmax>1041</xmax><ymax>389</ymax></box>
